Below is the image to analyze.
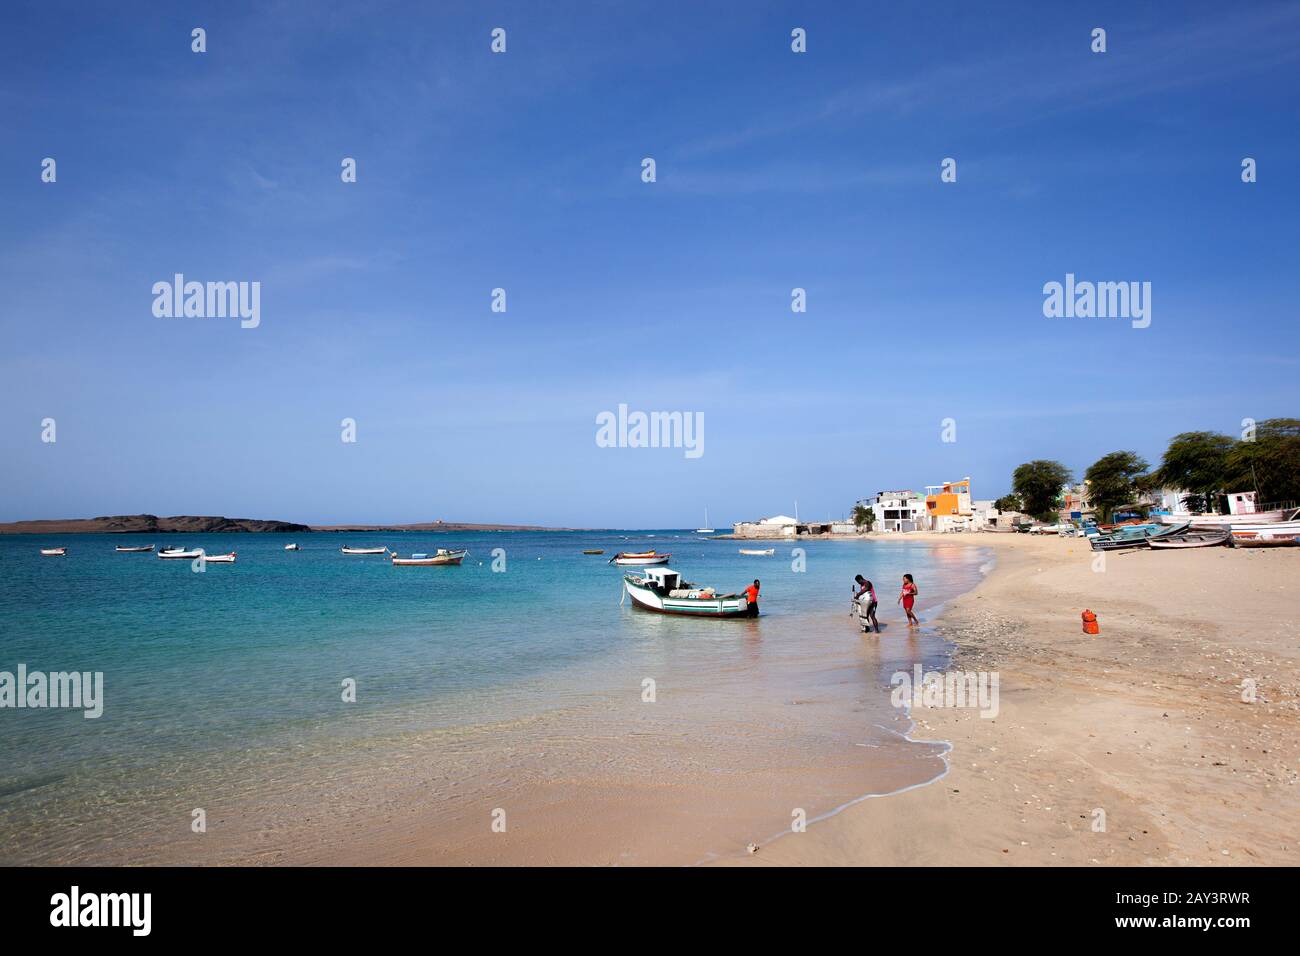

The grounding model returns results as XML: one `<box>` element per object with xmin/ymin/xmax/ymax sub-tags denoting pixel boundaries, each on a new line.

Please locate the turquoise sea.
<box><xmin>0</xmin><ymin>531</ymin><xmax>991</xmax><ymax>864</ymax></box>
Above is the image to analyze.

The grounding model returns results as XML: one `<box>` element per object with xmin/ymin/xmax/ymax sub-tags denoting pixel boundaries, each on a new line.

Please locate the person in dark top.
<box><xmin>853</xmin><ymin>574</ymin><xmax>879</xmax><ymax>633</ymax></box>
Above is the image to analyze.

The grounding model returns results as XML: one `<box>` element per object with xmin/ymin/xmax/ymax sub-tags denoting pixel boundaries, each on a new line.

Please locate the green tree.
<box><xmin>1011</xmin><ymin>460</ymin><xmax>1073</xmax><ymax>521</ymax></box>
<box><xmin>1225</xmin><ymin>418</ymin><xmax>1300</xmax><ymax>505</ymax></box>
<box><xmin>1083</xmin><ymin>451</ymin><xmax>1150</xmax><ymax>523</ymax></box>
<box><xmin>993</xmin><ymin>494</ymin><xmax>1021</xmax><ymax>513</ymax></box>
<box><xmin>1153</xmin><ymin>431</ymin><xmax>1234</xmax><ymax>513</ymax></box>
<box><xmin>851</xmin><ymin>503</ymin><xmax>875</xmax><ymax>532</ymax></box>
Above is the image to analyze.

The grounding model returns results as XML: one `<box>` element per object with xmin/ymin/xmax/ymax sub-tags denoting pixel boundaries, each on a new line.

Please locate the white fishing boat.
<box><xmin>340</xmin><ymin>546</ymin><xmax>387</xmax><ymax>555</ymax></box>
<box><xmin>608</xmin><ymin>550</ymin><xmax>671</xmax><ymax>566</ymax></box>
<box><xmin>695</xmin><ymin>509</ymin><xmax>715</xmax><ymax>534</ymax></box>
<box><xmin>1229</xmin><ymin>512</ymin><xmax>1300</xmax><ymax>547</ymax></box>
<box><xmin>738</xmin><ymin>548</ymin><xmax>775</xmax><ymax>555</ymax></box>
<box><xmin>115</xmin><ymin>544</ymin><xmax>154</xmax><ymax>553</ymax></box>
<box><xmin>158</xmin><ymin>548</ymin><xmax>203</xmax><ymax>559</ymax></box>
<box><xmin>202</xmin><ymin>552</ymin><xmax>237</xmax><ymax>563</ymax></box>
<box><xmin>623</xmin><ymin>567</ymin><xmax>751</xmax><ymax>618</ymax></box>
<box><xmin>284</xmin><ymin>543</ymin><xmax>300</xmax><ymax>551</ymax></box>
<box><xmin>391</xmin><ymin>549</ymin><xmax>467</xmax><ymax>566</ymax></box>
<box><xmin>40</xmin><ymin>547</ymin><xmax>67</xmax><ymax>556</ymax></box>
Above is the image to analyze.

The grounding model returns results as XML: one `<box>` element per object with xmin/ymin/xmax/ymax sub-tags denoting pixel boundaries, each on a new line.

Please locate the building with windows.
<box><xmin>863</xmin><ymin>491</ymin><xmax>927</xmax><ymax>532</ymax></box>
<box><xmin>925</xmin><ymin>477</ymin><xmax>973</xmax><ymax>531</ymax></box>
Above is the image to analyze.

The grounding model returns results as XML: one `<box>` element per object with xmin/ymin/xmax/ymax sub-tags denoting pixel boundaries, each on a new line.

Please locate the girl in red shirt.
<box><xmin>899</xmin><ymin>573</ymin><xmax>919</xmax><ymax>627</ymax></box>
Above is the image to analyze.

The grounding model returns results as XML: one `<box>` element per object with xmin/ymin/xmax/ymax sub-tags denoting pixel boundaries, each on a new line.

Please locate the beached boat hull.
<box><xmin>1230</xmin><ymin>524</ymin><xmax>1300</xmax><ymax>547</ymax></box>
<box><xmin>623</xmin><ymin>576</ymin><xmax>750</xmax><ymax>618</ymax></box>
<box><xmin>1149</xmin><ymin>532</ymin><xmax>1229</xmax><ymax>549</ymax></box>
<box><xmin>1163</xmin><ymin>510</ymin><xmax>1290</xmax><ymax>528</ymax></box>
<box><xmin>391</xmin><ymin>549</ymin><xmax>467</xmax><ymax>566</ymax></box>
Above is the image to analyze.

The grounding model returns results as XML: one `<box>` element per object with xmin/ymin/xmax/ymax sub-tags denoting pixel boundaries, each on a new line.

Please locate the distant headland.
<box><xmin>0</xmin><ymin>515</ymin><xmax>571</xmax><ymax>534</ymax></box>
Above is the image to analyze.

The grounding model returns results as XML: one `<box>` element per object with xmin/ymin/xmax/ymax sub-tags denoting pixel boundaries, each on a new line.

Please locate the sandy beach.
<box><xmin>724</xmin><ymin>533</ymin><xmax>1300</xmax><ymax>866</ymax></box>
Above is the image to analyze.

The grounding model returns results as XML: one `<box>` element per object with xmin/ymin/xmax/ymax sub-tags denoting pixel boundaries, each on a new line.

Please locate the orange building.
<box><xmin>925</xmin><ymin>478</ymin><xmax>972</xmax><ymax>530</ymax></box>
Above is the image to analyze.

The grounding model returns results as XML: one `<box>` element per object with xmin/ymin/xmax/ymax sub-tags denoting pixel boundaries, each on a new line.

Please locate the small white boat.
<box><xmin>738</xmin><ymin>548</ymin><xmax>775</xmax><ymax>555</ymax></box>
<box><xmin>1226</xmin><ymin>510</ymin><xmax>1300</xmax><ymax>545</ymax></box>
<box><xmin>623</xmin><ymin>567</ymin><xmax>751</xmax><ymax>618</ymax></box>
<box><xmin>608</xmin><ymin>550</ymin><xmax>671</xmax><ymax>566</ymax></box>
<box><xmin>40</xmin><ymin>547</ymin><xmax>67</xmax><ymax>557</ymax></box>
<box><xmin>158</xmin><ymin>548</ymin><xmax>203</xmax><ymax>559</ymax></box>
<box><xmin>340</xmin><ymin>546</ymin><xmax>387</xmax><ymax>555</ymax></box>
<box><xmin>284</xmin><ymin>543</ymin><xmax>300</xmax><ymax>551</ymax></box>
<box><xmin>115</xmin><ymin>544</ymin><xmax>154</xmax><ymax>553</ymax></box>
<box><xmin>695</xmin><ymin>509</ymin><xmax>715</xmax><ymax>534</ymax></box>
<box><xmin>390</xmin><ymin>549</ymin><xmax>468</xmax><ymax>566</ymax></box>
<box><xmin>1148</xmin><ymin>531</ymin><xmax>1229</xmax><ymax>550</ymax></box>
<box><xmin>202</xmin><ymin>552</ymin><xmax>237</xmax><ymax>563</ymax></box>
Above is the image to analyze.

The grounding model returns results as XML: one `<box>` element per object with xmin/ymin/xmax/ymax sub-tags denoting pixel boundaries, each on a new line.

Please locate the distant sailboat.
<box><xmin>695</xmin><ymin>508</ymin><xmax>715</xmax><ymax>534</ymax></box>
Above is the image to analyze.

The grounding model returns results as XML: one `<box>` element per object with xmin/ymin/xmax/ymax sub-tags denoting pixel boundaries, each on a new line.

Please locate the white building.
<box><xmin>864</xmin><ymin>491</ymin><xmax>926</xmax><ymax>533</ymax></box>
<box><xmin>732</xmin><ymin>514</ymin><xmax>799</xmax><ymax>537</ymax></box>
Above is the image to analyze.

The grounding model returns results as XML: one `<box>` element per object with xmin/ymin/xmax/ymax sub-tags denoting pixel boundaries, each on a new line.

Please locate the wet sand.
<box><xmin>725</xmin><ymin>533</ymin><xmax>1300</xmax><ymax>866</ymax></box>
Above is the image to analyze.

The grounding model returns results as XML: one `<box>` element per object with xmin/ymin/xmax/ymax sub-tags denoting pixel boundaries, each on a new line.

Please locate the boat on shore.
<box><xmin>391</xmin><ymin>549</ymin><xmax>467</xmax><ymax>566</ymax></box>
<box><xmin>1228</xmin><ymin>515</ymin><xmax>1300</xmax><ymax>547</ymax></box>
<box><xmin>738</xmin><ymin>548</ymin><xmax>775</xmax><ymax>555</ymax></box>
<box><xmin>341</xmin><ymin>546</ymin><xmax>387</xmax><ymax>555</ymax></box>
<box><xmin>40</xmin><ymin>547</ymin><xmax>67</xmax><ymax>557</ymax></box>
<box><xmin>202</xmin><ymin>552</ymin><xmax>237</xmax><ymax>563</ymax></box>
<box><xmin>1160</xmin><ymin>508</ymin><xmax>1293</xmax><ymax>528</ymax></box>
<box><xmin>608</xmin><ymin>550</ymin><xmax>671</xmax><ymax>566</ymax></box>
<box><xmin>1149</xmin><ymin>531</ymin><xmax>1230</xmax><ymax>549</ymax></box>
<box><xmin>158</xmin><ymin>548</ymin><xmax>203</xmax><ymax>559</ymax></box>
<box><xmin>623</xmin><ymin>567</ymin><xmax>751</xmax><ymax>618</ymax></box>
<box><xmin>115</xmin><ymin>544</ymin><xmax>154</xmax><ymax>553</ymax></box>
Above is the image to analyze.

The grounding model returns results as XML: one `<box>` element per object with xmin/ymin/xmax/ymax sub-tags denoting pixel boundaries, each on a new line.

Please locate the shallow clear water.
<box><xmin>0</xmin><ymin>531</ymin><xmax>990</xmax><ymax>863</ymax></box>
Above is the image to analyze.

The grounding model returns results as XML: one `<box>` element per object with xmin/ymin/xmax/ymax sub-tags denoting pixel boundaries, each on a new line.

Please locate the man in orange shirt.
<box><xmin>744</xmin><ymin>579</ymin><xmax>760</xmax><ymax>616</ymax></box>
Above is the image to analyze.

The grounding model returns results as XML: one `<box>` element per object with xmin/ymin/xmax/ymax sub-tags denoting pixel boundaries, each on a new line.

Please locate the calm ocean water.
<box><xmin>0</xmin><ymin>530</ymin><xmax>991</xmax><ymax>863</ymax></box>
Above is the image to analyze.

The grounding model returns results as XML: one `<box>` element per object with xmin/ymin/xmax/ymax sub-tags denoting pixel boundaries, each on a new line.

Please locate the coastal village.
<box><xmin>730</xmin><ymin>477</ymin><xmax>1289</xmax><ymax>539</ymax></box>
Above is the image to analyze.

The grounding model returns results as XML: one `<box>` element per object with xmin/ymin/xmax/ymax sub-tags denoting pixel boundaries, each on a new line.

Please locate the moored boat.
<box><xmin>115</xmin><ymin>545</ymin><xmax>154</xmax><ymax>552</ymax></box>
<box><xmin>341</xmin><ymin>546</ymin><xmax>387</xmax><ymax>555</ymax></box>
<box><xmin>1149</xmin><ymin>531</ymin><xmax>1230</xmax><ymax>549</ymax></box>
<box><xmin>284</xmin><ymin>543</ymin><xmax>300</xmax><ymax>551</ymax></box>
<box><xmin>738</xmin><ymin>548</ymin><xmax>775</xmax><ymax>555</ymax></box>
<box><xmin>608</xmin><ymin>550</ymin><xmax>671</xmax><ymax>566</ymax></box>
<box><xmin>391</xmin><ymin>549</ymin><xmax>467</xmax><ymax>566</ymax></box>
<box><xmin>202</xmin><ymin>552</ymin><xmax>237</xmax><ymax>563</ymax></box>
<box><xmin>158</xmin><ymin>548</ymin><xmax>203</xmax><ymax>559</ymax></box>
<box><xmin>39</xmin><ymin>547</ymin><xmax>67</xmax><ymax>556</ymax></box>
<box><xmin>582</xmin><ymin>549</ymin><xmax>605</xmax><ymax>555</ymax></box>
<box><xmin>695</xmin><ymin>509</ymin><xmax>715</xmax><ymax>534</ymax></box>
<box><xmin>623</xmin><ymin>567</ymin><xmax>751</xmax><ymax>618</ymax></box>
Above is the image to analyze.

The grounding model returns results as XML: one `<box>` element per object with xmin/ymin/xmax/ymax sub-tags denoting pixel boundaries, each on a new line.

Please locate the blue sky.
<box><xmin>2</xmin><ymin>1</ymin><xmax>1297</xmax><ymax>527</ymax></box>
